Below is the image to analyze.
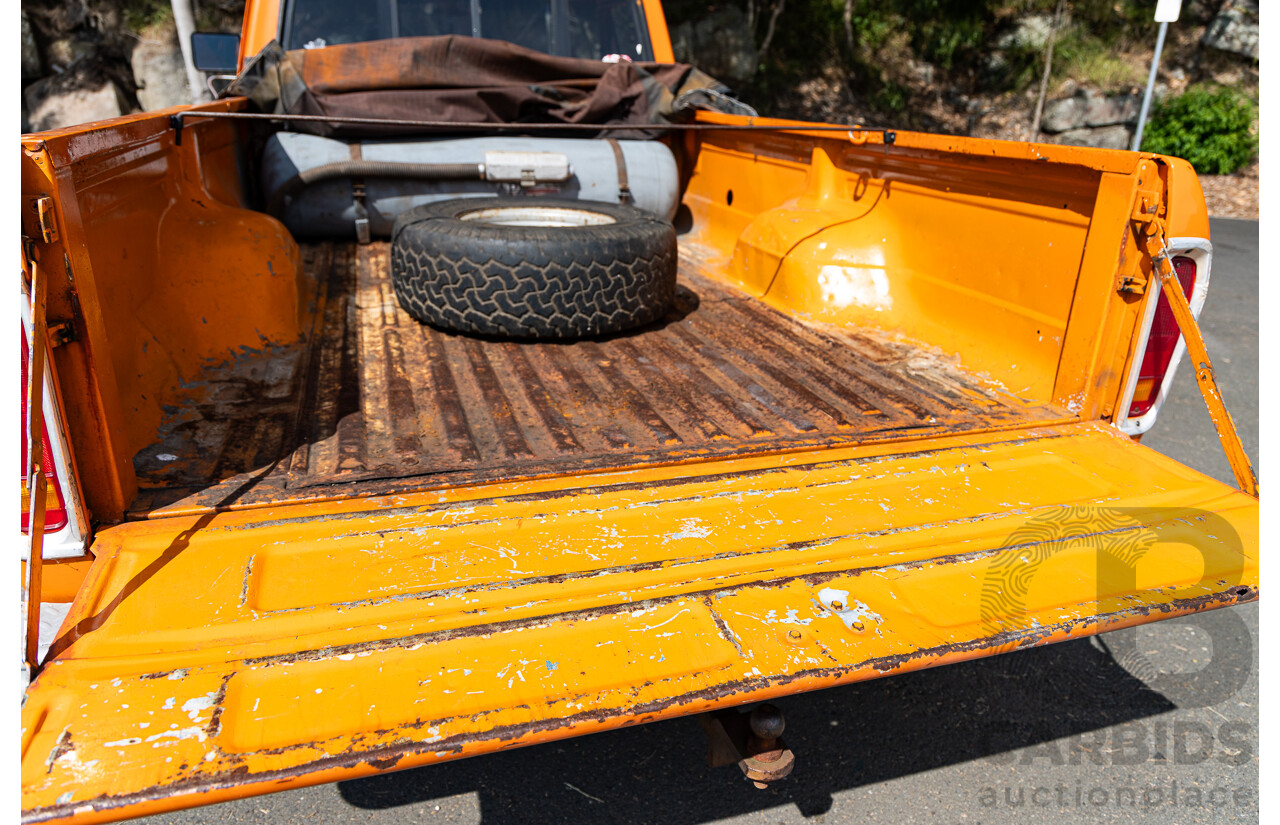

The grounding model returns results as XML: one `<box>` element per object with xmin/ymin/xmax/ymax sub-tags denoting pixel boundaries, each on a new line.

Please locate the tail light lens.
<box><xmin>21</xmin><ymin>329</ymin><xmax>68</xmax><ymax>534</ymax></box>
<box><xmin>1126</xmin><ymin>255</ymin><xmax>1197</xmax><ymax>418</ymax></box>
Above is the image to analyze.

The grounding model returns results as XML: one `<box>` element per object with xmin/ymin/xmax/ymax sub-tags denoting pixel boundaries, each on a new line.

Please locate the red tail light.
<box><xmin>21</xmin><ymin>329</ymin><xmax>68</xmax><ymax>534</ymax></box>
<box><xmin>1126</xmin><ymin>255</ymin><xmax>1196</xmax><ymax>418</ymax></box>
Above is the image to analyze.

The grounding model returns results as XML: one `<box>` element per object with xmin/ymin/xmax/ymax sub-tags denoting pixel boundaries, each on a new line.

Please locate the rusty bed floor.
<box><xmin>130</xmin><ymin>241</ymin><xmax>1067</xmax><ymax>516</ymax></box>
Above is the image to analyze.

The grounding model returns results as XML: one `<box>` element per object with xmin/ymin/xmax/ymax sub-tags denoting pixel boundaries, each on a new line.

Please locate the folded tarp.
<box><xmin>227</xmin><ymin>35</ymin><xmax>754</xmax><ymax>137</ymax></box>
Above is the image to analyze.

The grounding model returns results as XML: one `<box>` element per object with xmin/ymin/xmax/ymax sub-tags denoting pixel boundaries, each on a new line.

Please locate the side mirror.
<box><xmin>191</xmin><ymin>32</ymin><xmax>241</xmax><ymax>74</ymax></box>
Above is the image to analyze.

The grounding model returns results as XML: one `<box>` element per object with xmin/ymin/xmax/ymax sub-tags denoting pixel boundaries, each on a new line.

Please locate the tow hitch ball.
<box><xmin>699</xmin><ymin>703</ymin><xmax>795</xmax><ymax>788</ymax></box>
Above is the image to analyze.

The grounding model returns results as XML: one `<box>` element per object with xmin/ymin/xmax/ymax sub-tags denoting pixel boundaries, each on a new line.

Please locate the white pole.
<box><xmin>1134</xmin><ymin>0</ymin><xmax>1183</xmax><ymax>151</ymax></box>
<box><xmin>170</xmin><ymin>0</ymin><xmax>210</xmax><ymax>104</ymax></box>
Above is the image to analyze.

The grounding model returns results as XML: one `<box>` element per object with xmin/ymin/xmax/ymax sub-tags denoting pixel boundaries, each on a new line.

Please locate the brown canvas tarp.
<box><xmin>229</xmin><ymin>35</ymin><xmax>751</xmax><ymax>136</ymax></box>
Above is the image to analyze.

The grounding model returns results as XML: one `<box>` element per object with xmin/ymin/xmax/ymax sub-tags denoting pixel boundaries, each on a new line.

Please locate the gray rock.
<box><xmin>132</xmin><ymin>23</ymin><xmax>193</xmax><ymax>110</ymax></box>
<box><xmin>24</xmin><ymin>72</ymin><xmax>125</xmax><ymax>132</ymax></box>
<box><xmin>1202</xmin><ymin>0</ymin><xmax>1258</xmax><ymax>59</ymax></box>
<box><xmin>1041</xmin><ymin>94</ymin><xmax>1086</xmax><ymax>133</ymax></box>
<box><xmin>1042</xmin><ymin>88</ymin><xmax>1140</xmax><ymax>133</ymax></box>
<box><xmin>994</xmin><ymin>13</ymin><xmax>1069</xmax><ymax>51</ymax></box>
<box><xmin>907</xmin><ymin>59</ymin><xmax>936</xmax><ymax>88</ymax></box>
<box><xmin>22</xmin><ymin>11</ymin><xmax>41</xmax><ymax>79</ymax></box>
<box><xmin>44</xmin><ymin>37</ymin><xmax>98</xmax><ymax>72</ymax></box>
<box><xmin>670</xmin><ymin>7</ymin><xmax>757</xmax><ymax>86</ymax></box>
<box><xmin>1084</xmin><ymin>91</ymin><xmax>1140</xmax><ymax>127</ymax></box>
<box><xmin>1056</xmin><ymin>125</ymin><xmax>1132</xmax><ymax>150</ymax></box>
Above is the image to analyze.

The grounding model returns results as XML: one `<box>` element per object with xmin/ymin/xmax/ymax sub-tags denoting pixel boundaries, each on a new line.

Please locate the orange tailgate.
<box><xmin>21</xmin><ymin>421</ymin><xmax>1257</xmax><ymax>823</ymax></box>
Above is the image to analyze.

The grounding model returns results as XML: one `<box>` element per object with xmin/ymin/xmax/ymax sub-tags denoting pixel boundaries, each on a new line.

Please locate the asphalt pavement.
<box><xmin>146</xmin><ymin>218</ymin><xmax>1259</xmax><ymax>825</ymax></box>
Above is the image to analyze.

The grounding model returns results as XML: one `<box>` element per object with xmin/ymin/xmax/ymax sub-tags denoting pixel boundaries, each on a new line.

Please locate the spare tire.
<box><xmin>390</xmin><ymin>197</ymin><xmax>678</xmax><ymax>339</ymax></box>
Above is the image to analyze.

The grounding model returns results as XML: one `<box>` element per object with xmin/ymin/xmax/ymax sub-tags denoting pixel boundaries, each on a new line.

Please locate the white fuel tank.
<box><xmin>261</xmin><ymin>132</ymin><xmax>680</xmax><ymax>239</ymax></box>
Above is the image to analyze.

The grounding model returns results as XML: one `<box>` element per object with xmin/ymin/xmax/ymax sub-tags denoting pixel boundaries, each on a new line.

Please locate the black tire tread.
<box><xmin>390</xmin><ymin>198</ymin><xmax>678</xmax><ymax>339</ymax></box>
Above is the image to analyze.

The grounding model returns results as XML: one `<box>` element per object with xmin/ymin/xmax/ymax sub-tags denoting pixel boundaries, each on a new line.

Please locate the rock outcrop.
<box><xmin>24</xmin><ymin>63</ymin><xmax>126</xmax><ymax>132</ymax></box>
<box><xmin>670</xmin><ymin>6</ymin><xmax>758</xmax><ymax>87</ymax></box>
<box><xmin>1037</xmin><ymin>87</ymin><xmax>1148</xmax><ymax>149</ymax></box>
<box><xmin>1202</xmin><ymin>0</ymin><xmax>1259</xmax><ymax>60</ymax></box>
<box><xmin>131</xmin><ymin>22</ymin><xmax>192</xmax><ymax>110</ymax></box>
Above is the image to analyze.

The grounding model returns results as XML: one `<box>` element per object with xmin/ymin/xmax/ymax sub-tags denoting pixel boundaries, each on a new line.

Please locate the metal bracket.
<box><xmin>351</xmin><ymin>181</ymin><xmax>371</xmax><ymax>245</ymax></box>
<box><xmin>605</xmin><ymin>139</ymin><xmax>633</xmax><ymax>204</ymax></box>
<box><xmin>349</xmin><ymin>142</ymin><xmax>371</xmax><ymax>244</ymax></box>
<box><xmin>1118</xmin><ymin>164</ymin><xmax>1165</xmax><ymax>296</ymax></box>
<box><xmin>35</xmin><ymin>196</ymin><xmax>58</xmax><ymax>244</ymax></box>
<box><xmin>1130</xmin><ymin>187</ymin><xmax>1162</xmax><ymax>223</ymax></box>
<box><xmin>48</xmin><ymin>321</ymin><xmax>77</xmax><ymax>349</ymax></box>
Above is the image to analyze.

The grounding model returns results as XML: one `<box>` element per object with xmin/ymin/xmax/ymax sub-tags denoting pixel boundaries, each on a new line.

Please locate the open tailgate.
<box><xmin>21</xmin><ymin>421</ymin><xmax>1258</xmax><ymax>823</ymax></box>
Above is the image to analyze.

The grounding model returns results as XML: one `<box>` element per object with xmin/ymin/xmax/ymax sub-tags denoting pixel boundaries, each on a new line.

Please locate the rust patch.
<box><xmin>43</xmin><ymin>731</ymin><xmax>73</xmax><ymax>776</ymax></box>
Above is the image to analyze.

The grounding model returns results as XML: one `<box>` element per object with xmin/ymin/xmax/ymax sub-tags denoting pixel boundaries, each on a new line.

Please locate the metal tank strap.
<box><xmin>605</xmin><ymin>138</ymin><xmax>632</xmax><ymax>205</ymax></box>
<box><xmin>349</xmin><ymin>142</ymin><xmax>371</xmax><ymax>244</ymax></box>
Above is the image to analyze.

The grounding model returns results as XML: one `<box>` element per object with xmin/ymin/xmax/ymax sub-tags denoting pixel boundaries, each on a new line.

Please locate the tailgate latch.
<box><xmin>1118</xmin><ymin>186</ymin><xmax>1164</xmax><ymax>295</ymax></box>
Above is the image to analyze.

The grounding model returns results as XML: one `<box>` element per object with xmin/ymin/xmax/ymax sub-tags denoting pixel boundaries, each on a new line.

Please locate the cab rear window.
<box><xmin>283</xmin><ymin>0</ymin><xmax>653</xmax><ymax>61</ymax></box>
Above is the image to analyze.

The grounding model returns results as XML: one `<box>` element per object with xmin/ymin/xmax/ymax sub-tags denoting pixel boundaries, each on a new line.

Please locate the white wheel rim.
<box><xmin>459</xmin><ymin>205</ymin><xmax>617</xmax><ymax>228</ymax></box>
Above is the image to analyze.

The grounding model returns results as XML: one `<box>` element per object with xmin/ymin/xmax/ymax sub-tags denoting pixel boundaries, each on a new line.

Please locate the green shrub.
<box><xmin>1141</xmin><ymin>86</ymin><xmax>1258</xmax><ymax>175</ymax></box>
<box><xmin>120</xmin><ymin>0</ymin><xmax>174</xmax><ymax>32</ymax></box>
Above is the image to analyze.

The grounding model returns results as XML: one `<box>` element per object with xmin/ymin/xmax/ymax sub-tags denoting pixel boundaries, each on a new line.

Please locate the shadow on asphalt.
<box><xmin>337</xmin><ymin>636</ymin><xmax>1174</xmax><ymax>822</ymax></box>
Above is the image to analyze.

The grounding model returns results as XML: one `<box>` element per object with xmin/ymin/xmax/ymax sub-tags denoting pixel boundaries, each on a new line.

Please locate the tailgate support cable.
<box><xmin>1141</xmin><ymin>224</ymin><xmax>1258</xmax><ymax>497</ymax></box>
<box><xmin>22</xmin><ymin>251</ymin><xmax>50</xmax><ymax>676</ymax></box>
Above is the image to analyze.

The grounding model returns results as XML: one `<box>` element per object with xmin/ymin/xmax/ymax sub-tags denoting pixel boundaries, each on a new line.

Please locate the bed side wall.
<box><xmin>680</xmin><ymin>130</ymin><xmax>1115</xmax><ymax>405</ymax></box>
<box><xmin>23</xmin><ymin>106</ymin><xmax>302</xmax><ymax>521</ymax></box>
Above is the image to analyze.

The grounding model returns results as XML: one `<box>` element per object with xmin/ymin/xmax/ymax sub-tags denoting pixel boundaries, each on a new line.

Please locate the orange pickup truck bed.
<box><xmin>130</xmin><ymin>241</ymin><xmax>1065</xmax><ymax>516</ymax></box>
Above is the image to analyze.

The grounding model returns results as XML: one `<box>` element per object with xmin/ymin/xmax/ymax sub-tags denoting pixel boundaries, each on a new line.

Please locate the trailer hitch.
<box><xmin>699</xmin><ymin>703</ymin><xmax>796</xmax><ymax>788</ymax></box>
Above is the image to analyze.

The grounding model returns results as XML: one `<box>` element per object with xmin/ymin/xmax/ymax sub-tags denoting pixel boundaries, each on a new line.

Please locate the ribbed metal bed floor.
<box><xmin>129</xmin><ymin>241</ymin><xmax>1065</xmax><ymax>516</ymax></box>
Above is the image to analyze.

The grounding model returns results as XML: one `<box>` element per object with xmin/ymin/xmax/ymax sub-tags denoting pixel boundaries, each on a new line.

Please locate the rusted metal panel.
<box><xmin>131</xmin><ymin>241</ymin><xmax>1064</xmax><ymax>516</ymax></box>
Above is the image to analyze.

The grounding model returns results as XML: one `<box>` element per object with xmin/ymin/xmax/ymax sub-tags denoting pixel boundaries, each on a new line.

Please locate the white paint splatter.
<box><xmin>182</xmin><ymin>692</ymin><xmax>218</xmax><ymax>722</ymax></box>
<box><xmin>104</xmin><ymin>737</ymin><xmax>142</xmax><ymax>748</ymax></box>
<box><xmin>146</xmin><ymin>726</ymin><xmax>207</xmax><ymax>744</ymax></box>
<box><xmin>662</xmin><ymin>518</ymin><xmax>712</xmax><ymax>544</ymax></box>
